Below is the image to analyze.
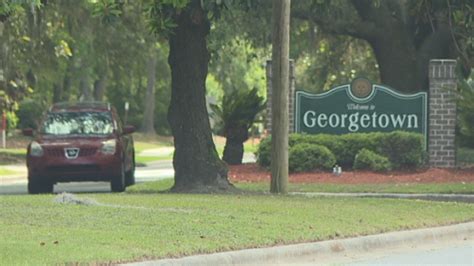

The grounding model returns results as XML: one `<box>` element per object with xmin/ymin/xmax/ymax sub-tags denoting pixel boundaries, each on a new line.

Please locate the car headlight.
<box><xmin>101</xmin><ymin>139</ymin><xmax>116</xmax><ymax>154</ymax></box>
<box><xmin>30</xmin><ymin>141</ymin><xmax>44</xmax><ymax>157</ymax></box>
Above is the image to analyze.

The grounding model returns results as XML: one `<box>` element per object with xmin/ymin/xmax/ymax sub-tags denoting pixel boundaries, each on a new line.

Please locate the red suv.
<box><xmin>23</xmin><ymin>101</ymin><xmax>135</xmax><ymax>194</ymax></box>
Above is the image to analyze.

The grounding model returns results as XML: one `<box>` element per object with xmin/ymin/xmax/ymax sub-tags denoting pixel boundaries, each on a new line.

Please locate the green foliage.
<box><xmin>353</xmin><ymin>148</ymin><xmax>391</xmax><ymax>172</ymax></box>
<box><xmin>376</xmin><ymin>131</ymin><xmax>425</xmax><ymax>169</ymax></box>
<box><xmin>289</xmin><ymin>143</ymin><xmax>336</xmax><ymax>172</ymax></box>
<box><xmin>210</xmin><ymin>87</ymin><xmax>265</xmax><ymax>139</ymax></box>
<box><xmin>458</xmin><ymin>147</ymin><xmax>474</xmax><ymax>166</ymax></box>
<box><xmin>208</xmin><ymin>36</ymin><xmax>267</xmax><ymax>99</ymax></box>
<box><xmin>5</xmin><ymin>110</ymin><xmax>18</xmax><ymax>132</ymax></box>
<box><xmin>257</xmin><ymin>131</ymin><xmax>426</xmax><ymax>170</ymax></box>
<box><xmin>0</xmin><ymin>0</ymin><xmax>41</xmax><ymax>19</ymax></box>
<box><xmin>16</xmin><ymin>98</ymin><xmax>46</xmax><ymax>129</ymax></box>
<box><xmin>457</xmin><ymin>76</ymin><xmax>474</xmax><ymax>147</ymax></box>
<box><xmin>256</xmin><ymin>136</ymin><xmax>271</xmax><ymax>166</ymax></box>
<box><xmin>91</xmin><ymin>0</ymin><xmax>123</xmax><ymax>25</ymax></box>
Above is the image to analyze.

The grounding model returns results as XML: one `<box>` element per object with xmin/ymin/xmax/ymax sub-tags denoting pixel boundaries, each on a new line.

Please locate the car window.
<box><xmin>41</xmin><ymin>111</ymin><xmax>114</xmax><ymax>136</ymax></box>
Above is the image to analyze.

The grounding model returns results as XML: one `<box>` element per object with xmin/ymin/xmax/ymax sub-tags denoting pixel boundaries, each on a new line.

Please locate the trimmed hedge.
<box><xmin>256</xmin><ymin>131</ymin><xmax>426</xmax><ymax>171</ymax></box>
<box><xmin>353</xmin><ymin>148</ymin><xmax>392</xmax><ymax>172</ymax></box>
<box><xmin>289</xmin><ymin>143</ymin><xmax>336</xmax><ymax>172</ymax></box>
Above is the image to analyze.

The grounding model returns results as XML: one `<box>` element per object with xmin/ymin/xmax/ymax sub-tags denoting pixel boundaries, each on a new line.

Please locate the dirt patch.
<box><xmin>228</xmin><ymin>163</ymin><xmax>474</xmax><ymax>184</ymax></box>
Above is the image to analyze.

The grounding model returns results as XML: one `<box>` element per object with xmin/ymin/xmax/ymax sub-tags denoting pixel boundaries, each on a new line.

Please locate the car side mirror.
<box><xmin>22</xmin><ymin>128</ymin><xmax>34</xmax><ymax>137</ymax></box>
<box><xmin>123</xmin><ymin>125</ymin><xmax>135</xmax><ymax>135</ymax></box>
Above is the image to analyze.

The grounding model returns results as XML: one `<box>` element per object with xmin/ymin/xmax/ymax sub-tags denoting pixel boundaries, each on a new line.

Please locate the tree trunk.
<box><xmin>62</xmin><ymin>68</ymin><xmax>72</xmax><ymax>102</ymax></box>
<box><xmin>368</xmin><ymin>34</ymin><xmax>420</xmax><ymax>92</ymax></box>
<box><xmin>93</xmin><ymin>74</ymin><xmax>108</xmax><ymax>101</ymax></box>
<box><xmin>222</xmin><ymin>125</ymin><xmax>249</xmax><ymax>165</ymax></box>
<box><xmin>167</xmin><ymin>1</ymin><xmax>233</xmax><ymax>193</ymax></box>
<box><xmin>52</xmin><ymin>83</ymin><xmax>62</xmax><ymax>103</ymax></box>
<box><xmin>0</xmin><ymin>22</ymin><xmax>6</xmax><ymax>98</ymax></box>
<box><xmin>93</xmin><ymin>54</ymin><xmax>109</xmax><ymax>101</ymax></box>
<box><xmin>141</xmin><ymin>55</ymin><xmax>157</xmax><ymax>135</ymax></box>
<box><xmin>270</xmin><ymin>0</ymin><xmax>290</xmax><ymax>194</ymax></box>
<box><xmin>223</xmin><ymin>140</ymin><xmax>244</xmax><ymax>165</ymax></box>
<box><xmin>79</xmin><ymin>74</ymin><xmax>92</xmax><ymax>101</ymax></box>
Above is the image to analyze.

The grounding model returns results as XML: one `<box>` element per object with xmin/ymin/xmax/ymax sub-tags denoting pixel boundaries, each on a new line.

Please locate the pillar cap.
<box><xmin>429</xmin><ymin>59</ymin><xmax>457</xmax><ymax>65</ymax></box>
<box><xmin>429</xmin><ymin>59</ymin><xmax>456</xmax><ymax>79</ymax></box>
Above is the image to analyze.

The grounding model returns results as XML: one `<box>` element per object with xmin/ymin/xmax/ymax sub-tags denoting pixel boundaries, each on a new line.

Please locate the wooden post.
<box><xmin>270</xmin><ymin>0</ymin><xmax>291</xmax><ymax>194</ymax></box>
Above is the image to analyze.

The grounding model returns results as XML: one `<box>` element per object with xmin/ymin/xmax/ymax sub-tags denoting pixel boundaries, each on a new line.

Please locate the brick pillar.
<box><xmin>266</xmin><ymin>59</ymin><xmax>295</xmax><ymax>134</ymax></box>
<box><xmin>428</xmin><ymin>59</ymin><xmax>457</xmax><ymax>168</ymax></box>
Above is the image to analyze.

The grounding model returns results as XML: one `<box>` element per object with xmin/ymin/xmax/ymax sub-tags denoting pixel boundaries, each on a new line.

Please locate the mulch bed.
<box><xmin>228</xmin><ymin>163</ymin><xmax>474</xmax><ymax>184</ymax></box>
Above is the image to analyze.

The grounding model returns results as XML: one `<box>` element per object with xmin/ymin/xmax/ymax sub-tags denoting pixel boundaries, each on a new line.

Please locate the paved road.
<box><xmin>0</xmin><ymin>162</ymin><xmax>173</xmax><ymax>195</ymax></box>
<box><xmin>0</xmin><ymin>153</ymin><xmax>256</xmax><ymax>195</ymax></box>
<box><xmin>349</xmin><ymin>242</ymin><xmax>473</xmax><ymax>265</ymax></box>
<box><xmin>272</xmin><ymin>239</ymin><xmax>473</xmax><ymax>266</ymax></box>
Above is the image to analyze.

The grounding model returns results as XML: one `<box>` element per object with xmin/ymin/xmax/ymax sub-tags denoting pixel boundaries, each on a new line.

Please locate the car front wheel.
<box><xmin>125</xmin><ymin>156</ymin><xmax>135</xmax><ymax>186</ymax></box>
<box><xmin>111</xmin><ymin>163</ymin><xmax>126</xmax><ymax>192</ymax></box>
<box><xmin>28</xmin><ymin>178</ymin><xmax>54</xmax><ymax>194</ymax></box>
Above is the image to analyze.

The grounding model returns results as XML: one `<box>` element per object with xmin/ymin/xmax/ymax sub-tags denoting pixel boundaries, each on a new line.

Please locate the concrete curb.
<box><xmin>291</xmin><ymin>192</ymin><xmax>474</xmax><ymax>203</ymax></box>
<box><xmin>124</xmin><ymin>222</ymin><xmax>474</xmax><ymax>266</ymax></box>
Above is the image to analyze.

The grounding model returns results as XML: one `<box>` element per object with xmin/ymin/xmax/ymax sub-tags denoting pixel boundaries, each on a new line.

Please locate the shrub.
<box><xmin>375</xmin><ymin>131</ymin><xmax>425</xmax><ymax>169</ymax></box>
<box><xmin>353</xmin><ymin>148</ymin><xmax>392</xmax><ymax>172</ymax></box>
<box><xmin>17</xmin><ymin>99</ymin><xmax>46</xmax><ymax>129</ymax></box>
<box><xmin>289</xmin><ymin>143</ymin><xmax>336</xmax><ymax>172</ymax></box>
<box><xmin>257</xmin><ymin>131</ymin><xmax>426</xmax><ymax>170</ymax></box>
<box><xmin>256</xmin><ymin>136</ymin><xmax>272</xmax><ymax>167</ymax></box>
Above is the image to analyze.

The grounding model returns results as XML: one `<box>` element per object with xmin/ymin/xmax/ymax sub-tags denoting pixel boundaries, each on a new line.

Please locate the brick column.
<box><xmin>428</xmin><ymin>59</ymin><xmax>457</xmax><ymax>168</ymax></box>
<box><xmin>265</xmin><ymin>59</ymin><xmax>295</xmax><ymax>134</ymax></box>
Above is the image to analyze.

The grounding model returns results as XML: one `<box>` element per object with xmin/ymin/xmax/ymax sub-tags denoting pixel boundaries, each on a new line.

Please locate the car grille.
<box><xmin>80</xmin><ymin>148</ymin><xmax>97</xmax><ymax>156</ymax></box>
<box><xmin>45</xmin><ymin>148</ymin><xmax>97</xmax><ymax>157</ymax></box>
<box><xmin>47</xmin><ymin>165</ymin><xmax>100</xmax><ymax>173</ymax></box>
<box><xmin>45</xmin><ymin>148</ymin><xmax>63</xmax><ymax>157</ymax></box>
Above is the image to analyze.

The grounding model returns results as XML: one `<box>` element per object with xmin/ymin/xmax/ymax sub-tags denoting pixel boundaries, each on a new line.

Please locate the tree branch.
<box><xmin>292</xmin><ymin>9</ymin><xmax>378</xmax><ymax>41</ymax></box>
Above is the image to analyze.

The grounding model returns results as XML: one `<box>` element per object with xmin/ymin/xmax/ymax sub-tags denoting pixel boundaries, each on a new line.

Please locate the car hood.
<box><xmin>35</xmin><ymin>135</ymin><xmax>112</xmax><ymax>147</ymax></box>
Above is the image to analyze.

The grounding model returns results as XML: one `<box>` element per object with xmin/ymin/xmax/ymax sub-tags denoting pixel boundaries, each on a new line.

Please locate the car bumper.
<box><xmin>27</xmin><ymin>155</ymin><xmax>122</xmax><ymax>183</ymax></box>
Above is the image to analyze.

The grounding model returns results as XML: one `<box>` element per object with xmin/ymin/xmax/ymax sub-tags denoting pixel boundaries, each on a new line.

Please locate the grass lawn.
<box><xmin>0</xmin><ymin>149</ymin><xmax>26</xmax><ymax>165</ymax></box>
<box><xmin>135</xmin><ymin>155</ymin><xmax>171</xmax><ymax>164</ymax></box>
<box><xmin>134</xmin><ymin>141</ymin><xmax>170</xmax><ymax>154</ymax></box>
<box><xmin>132</xmin><ymin>133</ymin><xmax>173</xmax><ymax>147</ymax></box>
<box><xmin>235</xmin><ymin>182</ymin><xmax>474</xmax><ymax>194</ymax></box>
<box><xmin>0</xmin><ymin>168</ymin><xmax>16</xmax><ymax>176</ymax></box>
<box><xmin>130</xmin><ymin>179</ymin><xmax>474</xmax><ymax>195</ymax></box>
<box><xmin>1</xmin><ymin>189</ymin><xmax>473</xmax><ymax>265</ymax></box>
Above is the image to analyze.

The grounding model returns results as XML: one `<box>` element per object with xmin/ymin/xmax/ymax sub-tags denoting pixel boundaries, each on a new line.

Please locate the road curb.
<box><xmin>125</xmin><ymin>222</ymin><xmax>474</xmax><ymax>266</ymax></box>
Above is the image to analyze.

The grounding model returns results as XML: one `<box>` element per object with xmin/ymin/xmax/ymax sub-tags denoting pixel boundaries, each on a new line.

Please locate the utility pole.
<box><xmin>270</xmin><ymin>0</ymin><xmax>291</xmax><ymax>194</ymax></box>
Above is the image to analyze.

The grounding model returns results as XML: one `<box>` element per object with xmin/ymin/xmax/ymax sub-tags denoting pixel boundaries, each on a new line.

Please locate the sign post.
<box><xmin>295</xmin><ymin>78</ymin><xmax>428</xmax><ymax>148</ymax></box>
<box><xmin>1</xmin><ymin>112</ymin><xmax>6</xmax><ymax>149</ymax></box>
<box><xmin>124</xmin><ymin>102</ymin><xmax>129</xmax><ymax>124</ymax></box>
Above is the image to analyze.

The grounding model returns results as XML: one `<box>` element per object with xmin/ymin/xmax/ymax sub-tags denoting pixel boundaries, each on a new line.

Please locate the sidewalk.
<box><xmin>124</xmin><ymin>221</ymin><xmax>474</xmax><ymax>266</ymax></box>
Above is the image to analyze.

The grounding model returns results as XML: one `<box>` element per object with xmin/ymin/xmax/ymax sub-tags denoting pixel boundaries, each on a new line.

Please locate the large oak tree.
<box><xmin>151</xmin><ymin>0</ymin><xmax>234</xmax><ymax>192</ymax></box>
<box><xmin>292</xmin><ymin>0</ymin><xmax>473</xmax><ymax>92</ymax></box>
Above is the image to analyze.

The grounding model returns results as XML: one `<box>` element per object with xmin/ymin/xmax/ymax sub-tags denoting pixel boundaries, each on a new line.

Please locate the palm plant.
<box><xmin>211</xmin><ymin>87</ymin><xmax>265</xmax><ymax>165</ymax></box>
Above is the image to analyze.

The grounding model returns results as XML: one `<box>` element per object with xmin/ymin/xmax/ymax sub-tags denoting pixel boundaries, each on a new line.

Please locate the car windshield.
<box><xmin>41</xmin><ymin>111</ymin><xmax>114</xmax><ymax>136</ymax></box>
